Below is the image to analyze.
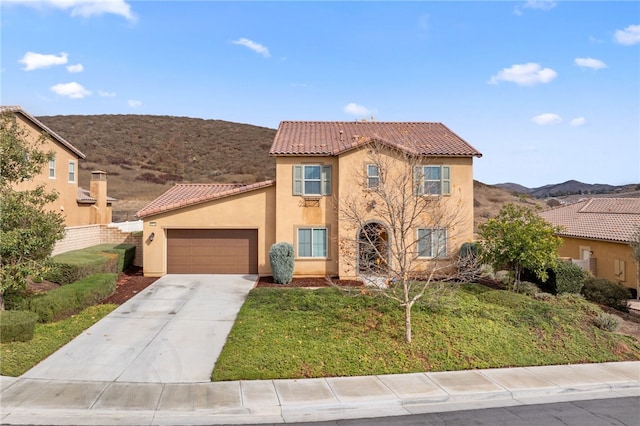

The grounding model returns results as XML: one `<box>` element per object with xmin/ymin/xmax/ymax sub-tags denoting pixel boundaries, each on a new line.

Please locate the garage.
<box><xmin>166</xmin><ymin>229</ymin><xmax>258</xmax><ymax>274</ymax></box>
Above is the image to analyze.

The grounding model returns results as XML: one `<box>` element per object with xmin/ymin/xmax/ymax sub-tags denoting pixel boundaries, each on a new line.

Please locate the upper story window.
<box><xmin>293</xmin><ymin>165</ymin><xmax>332</xmax><ymax>196</ymax></box>
<box><xmin>417</xmin><ymin>228</ymin><xmax>447</xmax><ymax>258</ymax></box>
<box><xmin>68</xmin><ymin>160</ymin><xmax>76</xmax><ymax>183</ymax></box>
<box><xmin>414</xmin><ymin>165</ymin><xmax>450</xmax><ymax>196</ymax></box>
<box><xmin>366</xmin><ymin>164</ymin><xmax>380</xmax><ymax>189</ymax></box>
<box><xmin>48</xmin><ymin>158</ymin><xmax>56</xmax><ymax>179</ymax></box>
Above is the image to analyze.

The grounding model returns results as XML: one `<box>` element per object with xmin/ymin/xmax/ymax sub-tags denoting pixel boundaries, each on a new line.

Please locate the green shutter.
<box><xmin>293</xmin><ymin>165</ymin><xmax>303</xmax><ymax>195</ymax></box>
<box><xmin>441</xmin><ymin>166</ymin><xmax>451</xmax><ymax>195</ymax></box>
<box><xmin>322</xmin><ymin>165</ymin><xmax>332</xmax><ymax>195</ymax></box>
<box><xmin>414</xmin><ymin>166</ymin><xmax>424</xmax><ymax>196</ymax></box>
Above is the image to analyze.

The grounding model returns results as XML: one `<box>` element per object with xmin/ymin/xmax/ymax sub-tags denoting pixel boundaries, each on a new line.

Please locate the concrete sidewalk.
<box><xmin>1</xmin><ymin>361</ymin><xmax>638</xmax><ymax>425</ymax></box>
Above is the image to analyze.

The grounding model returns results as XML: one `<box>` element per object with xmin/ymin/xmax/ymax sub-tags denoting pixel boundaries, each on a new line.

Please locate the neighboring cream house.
<box><xmin>539</xmin><ymin>198</ymin><xmax>640</xmax><ymax>295</ymax></box>
<box><xmin>137</xmin><ymin>121</ymin><xmax>482</xmax><ymax>278</ymax></box>
<box><xmin>1</xmin><ymin>105</ymin><xmax>114</xmax><ymax>226</ymax></box>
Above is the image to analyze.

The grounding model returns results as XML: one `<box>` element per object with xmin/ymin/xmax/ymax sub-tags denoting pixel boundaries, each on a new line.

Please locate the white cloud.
<box><xmin>66</xmin><ymin>63</ymin><xmax>84</xmax><ymax>73</ymax></box>
<box><xmin>570</xmin><ymin>117</ymin><xmax>586</xmax><ymax>127</ymax></box>
<box><xmin>489</xmin><ymin>62</ymin><xmax>557</xmax><ymax>86</ymax></box>
<box><xmin>50</xmin><ymin>82</ymin><xmax>91</xmax><ymax>99</ymax></box>
<box><xmin>5</xmin><ymin>0</ymin><xmax>136</xmax><ymax>22</ymax></box>
<box><xmin>232</xmin><ymin>38</ymin><xmax>270</xmax><ymax>57</ymax></box>
<box><xmin>531</xmin><ymin>113</ymin><xmax>562</xmax><ymax>125</ymax></box>
<box><xmin>19</xmin><ymin>51</ymin><xmax>68</xmax><ymax>71</ymax></box>
<box><xmin>343</xmin><ymin>103</ymin><xmax>371</xmax><ymax>116</ymax></box>
<box><xmin>515</xmin><ymin>0</ymin><xmax>557</xmax><ymax>15</ymax></box>
<box><xmin>128</xmin><ymin>100</ymin><xmax>142</xmax><ymax>108</ymax></box>
<box><xmin>614</xmin><ymin>24</ymin><xmax>640</xmax><ymax>46</ymax></box>
<box><xmin>574</xmin><ymin>57</ymin><xmax>607</xmax><ymax>70</ymax></box>
<box><xmin>98</xmin><ymin>90</ymin><xmax>116</xmax><ymax>97</ymax></box>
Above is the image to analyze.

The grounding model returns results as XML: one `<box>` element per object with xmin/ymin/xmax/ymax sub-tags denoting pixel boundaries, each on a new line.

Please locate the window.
<box><xmin>68</xmin><ymin>161</ymin><xmax>76</xmax><ymax>183</ymax></box>
<box><xmin>293</xmin><ymin>165</ymin><xmax>332</xmax><ymax>196</ymax></box>
<box><xmin>414</xmin><ymin>165</ymin><xmax>450</xmax><ymax>196</ymax></box>
<box><xmin>417</xmin><ymin>228</ymin><xmax>447</xmax><ymax>258</ymax></box>
<box><xmin>297</xmin><ymin>227</ymin><xmax>328</xmax><ymax>258</ymax></box>
<box><xmin>366</xmin><ymin>164</ymin><xmax>380</xmax><ymax>189</ymax></box>
<box><xmin>49</xmin><ymin>158</ymin><xmax>56</xmax><ymax>179</ymax></box>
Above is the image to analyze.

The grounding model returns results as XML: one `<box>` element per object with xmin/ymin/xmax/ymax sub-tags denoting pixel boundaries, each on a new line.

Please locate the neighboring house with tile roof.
<box><xmin>137</xmin><ymin>121</ymin><xmax>482</xmax><ymax>279</ymax></box>
<box><xmin>539</xmin><ymin>198</ymin><xmax>640</xmax><ymax>295</ymax></box>
<box><xmin>1</xmin><ymin>106</ymin><xmax>115</xmax><ymax>226</ymax></box>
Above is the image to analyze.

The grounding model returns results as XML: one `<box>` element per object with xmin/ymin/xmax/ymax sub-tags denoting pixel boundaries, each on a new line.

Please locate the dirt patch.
<box><xmin>101</xmin><ymin>266</ymin><xmax>158</xmax><ymax>305</ymax></box>
<box><xmin>256</xmin><ymin>276</ymin><xmax>363</xmax><ymax>288</ymax></box>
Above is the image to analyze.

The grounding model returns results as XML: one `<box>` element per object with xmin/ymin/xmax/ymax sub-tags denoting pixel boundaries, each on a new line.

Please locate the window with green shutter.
<box><xmin>293</xmin><ymin>165</ymin><xmax>332</xmax><ymax>196</ymax></box>
<box><xmin>414</xmin><ymin>165</ymin><xmax>451</xmax><ymax>196</ymax></box>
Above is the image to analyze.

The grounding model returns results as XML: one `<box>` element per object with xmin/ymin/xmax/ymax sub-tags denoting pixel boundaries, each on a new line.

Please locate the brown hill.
<box><xmin>37</xmin><ymin>114</ymin><xmax>548</xmax><ymax>224</ymax></box>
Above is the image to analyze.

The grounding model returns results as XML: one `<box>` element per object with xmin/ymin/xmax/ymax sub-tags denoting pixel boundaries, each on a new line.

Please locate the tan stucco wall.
<box><xmin>558</xmin><ymin>236</ymin><xmax>638</xmax><ymax>291</ymax></box>
<box><xmin>141</xmin><ymin>186</ymin><xmax>276</xmax><ymax>277</ymax></box>
<box><xmin>274</xmin><ymin>148</ymin><xmax>476</xmax><ymax>279</ymax></box>
<box><xmin>334</xmin><ymin>147</ymin><xmax>475</xmax><ymax>279</ymax></box>
<box><xmin>274</xmin><ymin>156</ymin><xmax>340</xmax><ymax>277</ymax></box>
<box><xmin>10</xmin><ymin>112</ymin><xmax>112</xmax><ymax>227</ymax></box>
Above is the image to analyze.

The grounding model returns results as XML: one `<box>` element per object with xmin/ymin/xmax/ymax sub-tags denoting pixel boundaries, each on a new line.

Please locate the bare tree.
<box><xmin>334</xmin><ymin>141</ymin><xmax>468</xmax><ymax>343</ymax></box>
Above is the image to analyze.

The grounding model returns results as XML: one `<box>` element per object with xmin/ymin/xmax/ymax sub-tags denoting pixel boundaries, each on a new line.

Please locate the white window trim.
<box><xmin>417</xmin><ymin>228</ymin><xmax>448</xmax><ymax>259</ymax></box>
<box><xmin>49</xmin><ymin>158</ymin><xmax>56</xmax><ymax>179</ymax></box>
<box><xmin>296</xmin><ymin>226</ymin><xmax>329</xmax><ymax>259</ymax></box>
<box><xmin>68</xmin><ymin>160</ymin><xmax>76</xmax><ymax>183</ymax></box>
<box><xmin>366</xmin><ymin>163</ymin><xmax>380</xmax><ymax>189</ymax></box>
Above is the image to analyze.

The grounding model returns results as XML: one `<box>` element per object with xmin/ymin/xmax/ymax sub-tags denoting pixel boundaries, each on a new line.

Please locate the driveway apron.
<box><xmin>21</xmin><ymin>274</ymin><xmax>256</xmax><ymax>384</ymax></box>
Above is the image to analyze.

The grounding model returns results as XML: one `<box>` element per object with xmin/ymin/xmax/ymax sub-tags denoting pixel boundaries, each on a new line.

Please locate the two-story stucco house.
<box><xmin>1</xmin><ymin>105</ymin><xmax>114</xmax><ymax>226</ymax></box>
<box><xmin>137</xmin><ymin>121</ymin><xmax>482</xmax><ymax>279</ymax></box>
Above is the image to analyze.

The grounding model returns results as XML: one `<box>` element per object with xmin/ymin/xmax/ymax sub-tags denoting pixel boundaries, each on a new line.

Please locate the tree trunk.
<box><xmin>404</xmin><ymin>302</ymin><xmax>412</xmax><ymax>343</ymax></box>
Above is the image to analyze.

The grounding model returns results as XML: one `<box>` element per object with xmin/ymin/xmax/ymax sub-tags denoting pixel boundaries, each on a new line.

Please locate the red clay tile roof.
<box><xmin>269</xmin><ymin>121</ymin><xmax>482</xmax><ymax>157</ymax></box>
<box><xmin>0</xmin><ymin>105</ymin><xmax>86</xmax><ymax>159</ymax></box>
<box><xmin>136</xmin><ymin>181</ymin><xmax>275</xmax><ymax>218</ymax></box>
<box><xmin>539</xmin><ymin>198</ymin><xmax>640</xmax><ymax>243</ymax></box>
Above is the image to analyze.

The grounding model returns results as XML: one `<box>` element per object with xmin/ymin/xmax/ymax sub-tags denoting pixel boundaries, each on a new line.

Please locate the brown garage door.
<box><xmin>167</xmin><ymin>229</ymin><xmax>258</xmax><ymax>274</ymax></box>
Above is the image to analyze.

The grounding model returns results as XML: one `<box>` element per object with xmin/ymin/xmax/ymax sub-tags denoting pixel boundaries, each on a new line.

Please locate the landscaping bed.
<box><xmin>256</xmin><ymin>276</ymin><xmax>363</xmax><ymax>288</ymax></box>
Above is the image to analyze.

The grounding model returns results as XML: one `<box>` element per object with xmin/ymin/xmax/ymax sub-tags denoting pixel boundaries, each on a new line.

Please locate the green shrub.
<box><xmin>581</xmin><ymin>277</ymin><xmax>631</xmax><ymax>312</ymax></box>
<box><xmin>0</xmin><ymin>310</ymin><xmax>39</xmax><ymax>342</ymax></box>
<box><xmin>269</xmin><ymin>242</ymin><xmax>294</xmax><ymax>284</ymax></box>
<box><xmin>555</xmin><ymin>261</ymin><xmax>587</xmax><ymax>294</ymax></box>
<box><xmin>593</xmin><ymin>312</ymin><xmax>620</xmax><ymax>332</ymax></box>
<box><xmin>84</xmin><ymin>244</ymin><xmax>136</xmax><ymax>272</ymax></box>
<box><xmin>44</xmin><ymin>250</ymin><xmax>118</xmax><ymax>285</ymax></box>
<box><xmin>515</xmin><ymin>281</ymin><xmax>539</xmax><ymax>297</ymax></box>
<box><xmin>16</xmin><ymin>273</ymin><xmax>117</xmax><ymax>322</ymax></box>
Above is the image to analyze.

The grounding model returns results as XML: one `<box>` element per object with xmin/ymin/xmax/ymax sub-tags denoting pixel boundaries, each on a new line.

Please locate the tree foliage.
<box><xmin>478</xmin><ymin>204</ymin><xmax>562</xmax><ymax>288</ymax></box>
<box><xmin>0</xmin><ymin>112</ymin><xmax>65</xmax><ymax>309</ymax></box>
<box><xmin>336</xmin><ymin>141</ymin><xmax>464</xmax><ymax>343</ymax></box>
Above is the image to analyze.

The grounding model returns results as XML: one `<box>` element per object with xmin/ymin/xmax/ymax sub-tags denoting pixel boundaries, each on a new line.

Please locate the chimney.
<box><xmin>90</xmin><ymin>170</ymin><xmax>109</xmax><ymax>224</ymax></box>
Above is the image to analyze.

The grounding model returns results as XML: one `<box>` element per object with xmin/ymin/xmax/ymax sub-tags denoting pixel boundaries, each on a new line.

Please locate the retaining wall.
<box><xmin>52</xmin><ymin>224</ymin><xmax>143</xmax><ymax>266</ymax></box>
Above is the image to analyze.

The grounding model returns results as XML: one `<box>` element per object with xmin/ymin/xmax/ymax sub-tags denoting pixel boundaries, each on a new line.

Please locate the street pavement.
<box><xmin>1</xmin><ymin>275</ymin><xmax>639</xmax><ymax>425</ymax></box>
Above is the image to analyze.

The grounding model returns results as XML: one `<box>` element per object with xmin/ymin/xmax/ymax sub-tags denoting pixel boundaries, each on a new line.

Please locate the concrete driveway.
<box><xmin>21</xmin><ymin>274</ymin><xmax>256</xmax><ymax>384</ymax></box>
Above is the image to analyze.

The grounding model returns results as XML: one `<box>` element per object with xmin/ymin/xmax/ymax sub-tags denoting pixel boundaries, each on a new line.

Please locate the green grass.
<box><xmin>0</xmin><ymin>304</ymin><xmax>116</xmax><ymax>377</ymax></box>
<box><xmin>212</xmin><ymin>285</ymin><xmax>640</xmax><ymax>381</ymax></box>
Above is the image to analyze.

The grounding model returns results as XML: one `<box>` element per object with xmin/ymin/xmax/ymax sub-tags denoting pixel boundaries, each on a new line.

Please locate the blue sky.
<box><xmin>2</xmin><ymin>1</ymin><xmax>639</xmax><ymax>188</ymax></box>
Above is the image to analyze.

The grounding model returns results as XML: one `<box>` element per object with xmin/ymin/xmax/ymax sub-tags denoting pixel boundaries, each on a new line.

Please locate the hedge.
<box><xmin>0</xmin><ymin>310</ymin><xmax>39</xmax><ymax>342</ymax></box>
<box><xmin>83</xmin><ymin>244</ymin><xmax>136</xmax><ymax>272</ymax></box>
<box><xmin>43</xmin><ymin>243</ymin><xmax>135</xmax><ymax>285</ymax></box>
<box><xmin>15</xmin><ymin>273</ymin><xmax>117</xmax><ymax>323</ymax></box>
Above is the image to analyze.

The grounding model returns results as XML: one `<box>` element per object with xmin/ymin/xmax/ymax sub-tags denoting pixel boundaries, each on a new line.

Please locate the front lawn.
<box><xmin>212</xmin><ymin>284</ymin><xmax>640</xmax><ymax>381</ymax></box>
